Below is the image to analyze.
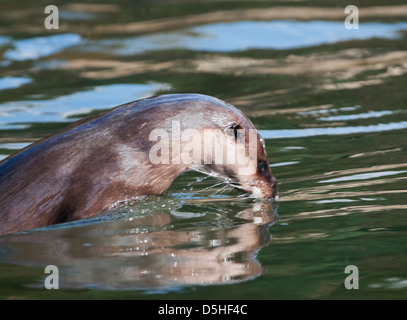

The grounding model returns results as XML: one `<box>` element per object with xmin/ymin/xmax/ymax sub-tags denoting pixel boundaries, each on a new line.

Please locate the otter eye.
<box><xmin>258</xmin><ymin>160</ymin><xmax>269</xmax><ymax>176</ymax></box>
<box><xmin>229</xmin><ymin>123</ymin><xmax>243</xmax><ymax>141</ymax></box>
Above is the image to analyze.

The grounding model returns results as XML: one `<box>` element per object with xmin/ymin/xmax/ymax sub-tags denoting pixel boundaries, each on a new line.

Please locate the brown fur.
<box><xmin>0</xmin><ymin>94</ymin><xmax>277</xmax><ymax>235</ymax></box>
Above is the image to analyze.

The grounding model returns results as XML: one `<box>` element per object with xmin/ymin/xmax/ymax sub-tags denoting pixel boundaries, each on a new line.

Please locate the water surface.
<box><xmin>0</xmin><ymin>1</ymin><xmax>407</xmax><ymax>299</ymax></box>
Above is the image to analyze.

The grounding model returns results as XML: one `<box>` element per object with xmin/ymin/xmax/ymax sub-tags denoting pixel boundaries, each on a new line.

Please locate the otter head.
<box><xmin>192</xmin><ymin>120</ymin><xmax>278</xmax><ymax>200</ymax></box>
<box><xmin>140</xmin><ymin>94</ymin><xmax>278</xmax><ymax>200</ymax></box>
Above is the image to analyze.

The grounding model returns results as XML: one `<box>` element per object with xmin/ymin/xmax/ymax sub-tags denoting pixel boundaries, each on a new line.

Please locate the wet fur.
<box><xmin>0</xmin><ymin>94</ymin><xmax>276</xmax><ymax>235</ymax></box>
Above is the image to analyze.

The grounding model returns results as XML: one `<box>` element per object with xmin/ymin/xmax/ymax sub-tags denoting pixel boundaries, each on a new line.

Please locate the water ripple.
<box><xmin>81</xmin><ymin>21</ymin><xmax>407</xmax><ymax>55</ymax></box>
<box><xmin>259</xmin><ymin>121</ymin><xmax>407</xmax><ymax>139</ymax></box>
<box><xmin>0</xmin><ymin>83</ymin><xmax>170</xmax><ymax>126</ymax></box>
<box><xmin>318</xmin><ymin>170</ymin><xmax>407</xmax><ymax>183</ymax></box>
<box><xmin>3</xmin><ymin>34</ymin><xmax>82</xmax><ymax>61</ymax></box>
<box><xmin>0</xmin><ymin>76</ymin><xmax>32</xmax><ymax>91</ymax></box>
<box><xmin>318</xmin><ymin>110</ymin><xmax>396</xmax><ymax>121</ymax></box>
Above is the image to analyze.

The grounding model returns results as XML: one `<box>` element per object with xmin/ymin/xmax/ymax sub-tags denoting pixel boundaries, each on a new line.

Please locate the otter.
<box><xmin>0</xmin><ymin>94</ymin><xmax>277</xmax><ymax>235</ymax></box>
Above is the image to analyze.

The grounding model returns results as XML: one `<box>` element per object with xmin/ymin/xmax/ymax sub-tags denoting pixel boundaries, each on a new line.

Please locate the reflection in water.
<box><xmin>0</xmin><ymin>83</ymin><xmax>170</xmax><ymax>125</ymax></box>
<box><xmin>282</xmin><ymin>181</ymin><xmax>407</xmax><ymax>203</ymax></box>
<box><xmin>0</xmin><ymin>76</ymin><xmax>32</xmax><ymax>91</ymax></box>
<box><xmin>83</xmin><ymin>21</ymin><xmax>407</xmax><ymax>55</ymax></box>
<box><xmin>59</xmin><ymin>11</ymin><xmax>97</xmax><ymax>21</ymax></box>
<box><xmin>290</xmin><ymin>204</ymin><xmax>407</xmax><ymax>221</ymax></box>
<box><xmin>302</xmin><ymin>163</ymin><xmax>407</xmax><ymax>183</ymax></box>
<box><xmin>280</xmin><ymin>161</ymin><xmax>407</xmax><ymax>204</ymax></box>
<box><xmin>0</xmin><ymin>142</ymin><xmax>31</xmax><ymax>150</ymax></box>
<box><xmin>90</xmin><ymin>5</ymin><xmax>407</xmax><ymax>35</ymax></box>
<box><xmin>318</xmin><ymin>110</ymin><xmax>396</xmax><ymax>122</ymax></box>
<box><xmin>0</xmin><ymin>36</ymin><xmax>10</xmax><ymax>47</ymax></box>
<box><xmin>349</xmin><ymin>147</ymin><xmax>401</xmax><ymax>159</ymax></box>
<box><xmin>270</xmin><ymin>161</ymin><xmax>299</xmax><ymax>167</ymax></box>
<box><xmin>298</xmin><ymin>105</ymin><xmax>361</xmax><ymax>115</ymax></box>
<box><xmin>318</xmin><ymin>170</ymin><xmax>407</xmax><ymax>183</ymax></box>
<box><xmin>259</xmin><ymin>121</ymin><xmax>407</xmax><ymax>139</ymax></box>
<box><xmin>4</xmin><ymin>34</ymin><xmax>82</xmax><ymax>61</ymax></box>
<box><xmin>0</xmin><ymin>200</ymin><xmax>277</xmax><ymax>291</ymax></box>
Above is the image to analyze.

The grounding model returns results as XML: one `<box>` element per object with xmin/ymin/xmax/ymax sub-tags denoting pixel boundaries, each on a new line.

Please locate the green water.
<box><xmin>0</xmin><ymin>0</ymin><xmax>407</xmax><ymax>299</ymax></box>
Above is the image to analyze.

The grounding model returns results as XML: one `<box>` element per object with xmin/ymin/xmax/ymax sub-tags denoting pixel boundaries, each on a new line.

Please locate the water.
<box><xmin>82</xmin><ymin>21</ymin><xmax>407</xmax><ymax>54</ymax></box>
<box><xmin>0</xmin><ymin>1</ymin><xmax>407</xmax><ymax>299</ymax></box>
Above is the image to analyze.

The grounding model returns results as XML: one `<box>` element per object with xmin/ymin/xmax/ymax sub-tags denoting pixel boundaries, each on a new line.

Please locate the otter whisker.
<box><xmin>191</xmin><ymin>166</ymin><xmax>226</xmax><ymax>180</ymax></box>
<box><xmin>208</xmin><ymin>183</ymin><xmax>233</xmax><ymax>197</ymax></box>
<box><xmin>228</xmin><ymin>183</ymin><xmax>246</xmax><ymax>192</ymax></box>
<box><xmin>237</xmin><ymin>193</ymin><xmax>253</xmax><ymax>199</ymax></box>
<box><xmin>186</xmin><ymin>174</ymin><xmax>214</xmax><ymax>189</ymax></box>
<box><xmin>193</xmin><ymin>181</ymin><xmax>228</xmax><ymax>195</ymax></box>
<box><xmin>190</xmin><ymin>172</ymin><xmax>238</xmax><ymax>197</ymax></box>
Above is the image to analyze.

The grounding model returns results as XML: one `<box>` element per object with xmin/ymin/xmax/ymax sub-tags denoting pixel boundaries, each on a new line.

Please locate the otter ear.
<box><xmin>227</xmin><ymin>123</ymin><xmax>243</xmax><ymax>142</ymax></box>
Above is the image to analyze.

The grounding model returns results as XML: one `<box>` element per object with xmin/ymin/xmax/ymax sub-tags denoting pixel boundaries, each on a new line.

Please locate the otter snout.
<box><xmin>261</xmin><ymin>176</ymin><xmax>278</xmax><ymax>199</ymax></box>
